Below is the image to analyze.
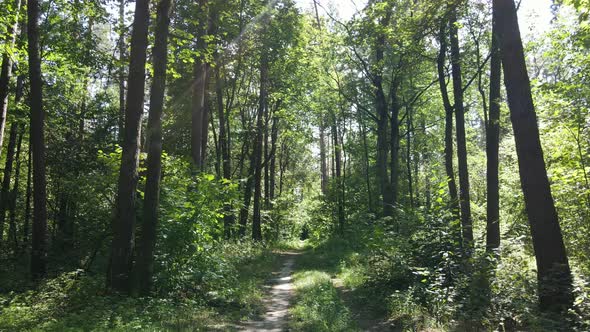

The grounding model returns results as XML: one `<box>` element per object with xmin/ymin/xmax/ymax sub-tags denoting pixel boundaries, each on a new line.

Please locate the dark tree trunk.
<box><xmin>118</xmin><ymin>0</ymin><xmax>126</xmax><ymax>143</ymax></box>
<box><xmin>390</xmin><ymin>77</ymin><xmax>401</xmax><ymax>208</ymax></box>
<box><xmin>191</xmin><ymin>0</ymin><xmax>209</xmax><ymax>168</ymax></box>
<box><xmin>0</xmin><ymin>0</ymin><xmax>22</xmax><ymax>154</ymax></box>
<box><xmin>23</xmin><ymin>142</ymin><xmax>32</xmax><ymax>248</ymax></box>
<box><xmin>216</xmin><ymin>67</ymin><xmax>234</xmax><ymax>238</ymax></box>
<box><xmin>9</xmin><ymin>125</ymin><xmax>24</xmax><ymax>251</ymax></box>
<box><xmin>269</xmin><ymin>114</ymin><xmax>278</xmax><ymax>202</ymax></box>
<box><xmin>28</xmin><ymin>0</ymin><xmax>48</xmax><ymax>279</ymax></box>
<box><xmin>406</xmin><ymin>108</ymin><xmax>414</xmax><ymax>208</ymax></box>
<box><xmin>319</xmin><ymin>125</ymin><xmax>328</xmax><ymax>195</ymax></box>
<box><xmin>109</xmin><ymin>0</ymin><xmax>150</xmax><ymax>293</ymax></box>
<box><xmin>0</xmin><ymin>123</ymin><xmax>18</xmax><ymax>246</ymax></box>
<box><xmin>332</xmin><ymin>119</ymin><xmax>344</xmax><ymax>232</ymax></box>
<box><xmin>252</xmin><ymin>54</ymin><xmax>267</xmax><ymax>242</ymax></box>
<box><xmin>494</xmin><ymin>0</ymin><xmax>573</xmax><ymax>313</ymax></box>
<box><xmin>449</xmin><ymin>10</ymin><xmax>473</xmax><ymax>248</ymax></box>
<box><xmin>135</xmin><ymin>0</ymin><xmax>172</xmax><ymax>295</ymax></box>
<box><xmin>437</xmin><ymin>23</ymin><xmax>460</xmax><ymax>221</ymax></box>
<box><xmin>486</xmin><ymin>11</ymin><xmax>502</xmax><ymax>252</ymax></box>
<box><xmin>201</xmin><ymin>66</ymin><xmax>211</xmax><ymax>169</ymax></box>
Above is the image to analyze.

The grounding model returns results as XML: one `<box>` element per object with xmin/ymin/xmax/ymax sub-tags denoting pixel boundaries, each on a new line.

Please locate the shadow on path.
<box><xmin>239</xmin><ymin>252</ymin><xmax>299</xmax><ymax>332</ymax></box>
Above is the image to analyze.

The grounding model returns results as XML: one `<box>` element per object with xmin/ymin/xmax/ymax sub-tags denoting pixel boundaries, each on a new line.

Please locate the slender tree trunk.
<box><xmin>252</xmin><ymin>53</ymin><xmax>267</xmax><ymax>242</ymax></box>
<box><xmin>135</xmin><ymin>0</ymin><xmax>172</xmax><ymax>295</ymax></box>
<box><xmin>264</xmin><ymin>105</ymin><xmax>270</xmax><ymax>209</ymax></box>
<box><xmin>449</xmin><ymin>10</ymin><xmax>473</xmax><ymax>248</ymax></box>
<box><xmin>375</xmin><ymin>12</ymin><xmax>393</xmax><ymax>217</ymax></box>
<box><xmin>494</xmin><ymin>0</ymin><xmax>573</xmax><ymax>312</ymax></box>
<box><xmin>0</xmin><ymin>0</ymin><xmax>22</xmax><ymax>154</ymax></box>
<box><xmin>359</xmin><ymin>112</ymin><xmax>373</xmax><ymax>212</ymax></box>
<box><xmin>9</xmin><ymin>125</ymin><xmax>24</xmax><ymax>251</ymax></box>
<box><xmin>332</xmin><ymin>119</ymin><xmax>344</xmax><ymax>232</ymax></box>
<box><xmin>437</xmin><ymin>23</ymin><xmax>460</xmax><ymax>221</ymax></box>
<box><xmin>269</xmin><ymin>114</ymin><xmax>278</xmax><ymax>202</ymax></box>
<box><xmin>201</xmin><ymin>67</ymin><xmax>211</xmax><ymax>169</ymax></box>
<box><xmin>0</xmin><ymin>123</ymin><xmax>18</xmax><ymax>246</ymax></box>
<box><xmin>486</xmin><ymin>11</ymin><xmax>502</xmax><ymax>252</ymax></box>
<box><xmin>118</xmin><ymin>0</ymin><xmax>126</xmax><ymax>143</ymax></box>
<box><xmin>23</xmin><ymin>142</ymin><xmax>32</xmax><ymax>248</ymax></box>
<box><xmin>319</xmin><ymin>124</ymin><xmax>328</xmax><ymax>195</ymax></box>
<box><xmin>390</xmin><ymin>78</ymin><xmax>401</xmax><ymax>208</ymax></box>
<box><xmin>28</xmin><ymin>0</ymin><xmax>48</xmax><ymax>279</ymax></box>
<box><xmin>191</xmin><ymin>0</ymin><xmax>209</xmax><ymax>168</ymax></box>
<box><xmin>216</xmin><ymin>67</ymin><xmax>233</xmax><ymax>238</ymax></box>
<box><xmin>109</xmin><ymin>0</ymin><xmax>150</xmax><ymax>293</ymax></box>
<box><xmin>406</xmin><ymin>108</ymin><xmax>414</xmax><ymax>208</ymax></box>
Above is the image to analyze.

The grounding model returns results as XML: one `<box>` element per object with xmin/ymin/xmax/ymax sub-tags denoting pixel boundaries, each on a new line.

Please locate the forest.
<box><xmin>0</xmin><ymin>0</ymin><xmax>589</xmax><ymax>330</ymax></box>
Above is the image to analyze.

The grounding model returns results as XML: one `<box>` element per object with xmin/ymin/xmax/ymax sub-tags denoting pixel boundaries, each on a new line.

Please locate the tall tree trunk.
<box><xmin>264</xmin><ymin>106</ymin><xmax>270</xmax><ymax>208</ymax></box>
<box><xmin>494</xmin><ymin>0</ymin><xmax>573</xmax><ymax>312</ymax></box>
<box><xmin>23</xmin><ymin>142</ymin><xmax>32</xmax><ymax>248</ymax></box>
<box><xmin>201</xmin><ymin>67</ymin><xmax>211</xmax><ymax>169</ymax></box>
<box><xmin>390</xmin><ymin>77</ymin><xmax>401</xmax><ymax>209</ymax></box>
<box><xmin>0</xmin><ymin>123</ymin><xmax>18</xmax><ymax>246</ymax></box>
<box><xmin>332</xmin><ymin>118</ymin><xmax>344</xmax><ymax>232</ymax></box>
<box><xmin>486</xmin><ymin>11</ymin><xmax>502</xmax><ymax>252</ymax></box>
<box><xmin>28</xmin><ymin>0</ymin><xmax>48</xmax><ymax>279</ymax></box>
<box><xmin>319</xmin><ymin>124</ymin><xmax>328</xmax><ymax>195</ymax></box>
<box><xmin>437</xmin><ymin>23</ymin><xmax>460</xmax><ymax>221</ymax></box>
<box><xmin>269</xmin><ymin>114</ymin><xmax>278</xmax><ymax>202</ymax></box>
<box><xmin>9</xmin><ymin>125</ymin><xmax>24</xmax><ymax>251</ymax></box>
<box><xmin>135</xmin><ymin>0</ymin><xmax>172</xmax><ymax>295</ymax></box>
<box><xmin>109</xmin><ymin>0</ymin><xmax>150</xmax><ymax>293</ymax></box>
<box><xmin>216</xmin><ymin>67</ymin><xmax>233</xmax><ymax>238</ymax></box>
<box><xmin>118</xmin><ymin>0</ymin><xmax>126</xmax><ymax>143</ymax></box>
<box><xmin>406</xmin><ymin>108</ymin><xmax>414</xmax><ymax>208</ymax></box>
<box><xmin>0</xmin><ymin>0</ymin><xmax>22</xmax><ymax>154</ymax></box>
<box><xmin>252</xmin><ymin>53</ymin><xmax>267</xmax><ymax>242</ymax></box>
<box><xmin>191</xmin><ymin>0</ymin><xmax>209</xmax><ymax>168</ymax></box>
<box><xmin>449</xmin><ymin>10</ymin><xmax>473</xmax><ymax>248</ymax></box>
<box><xmin>374</xmin><ymin>9</ymin><xmax>393</xmax><ymax>217</ymax></box>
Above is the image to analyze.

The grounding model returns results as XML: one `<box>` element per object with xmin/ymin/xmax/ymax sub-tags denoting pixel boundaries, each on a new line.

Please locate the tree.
<box><xmin>0</xmin><ymin>0</ymin><xmax>22</xmax><ymax>153</ymax></box>
<box><xmin>109</xmin><ymin>0</ymin><xmax>151</xmax><ymax>293</ymax></box>
<box><xmin>486</xmin><ymin>8</ymin><xmax>501</xmax><ymax>252</ymax></box>
<box><xmin>449</xmin><ymin>8</ymin><xmax>473</xmax><ymax>248</ymax></box>
<box><xmin>135</xmin><ymin>0</ymin><xmax>173</xmax><ymax>295</ymax></box>
<box><xmin>494</xmin><ymin>0</ymin><xmax>573</xmax><ymax>312</ymax></box>
<box><xmin>28</xmin><ymin>0</ymin><xmax>48</xmax><ymax>279</ymax></box>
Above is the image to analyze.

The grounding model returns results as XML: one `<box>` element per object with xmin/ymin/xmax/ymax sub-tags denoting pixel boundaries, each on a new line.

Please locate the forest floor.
<box><xmin>238</xmin><ymin>251</ymin><xmax>299</xmax><ymax>331</ymax></box>
<box><xmin>240</xmin><ymin>241</ymin><xmax>394</xmax><ymax>331</ymax></box>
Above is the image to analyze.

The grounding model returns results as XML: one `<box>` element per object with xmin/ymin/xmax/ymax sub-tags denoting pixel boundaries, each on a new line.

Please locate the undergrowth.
<box><xmin>0</xmin><ymin>242</ymin><xmax>280</xmax><ymax>331</ymax></box>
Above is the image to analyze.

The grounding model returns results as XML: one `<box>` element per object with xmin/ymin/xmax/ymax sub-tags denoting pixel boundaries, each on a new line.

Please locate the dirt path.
<box><xmin>239</xmin><ymin>252</ymin><xmax>298</xmax><ymax>332</ymax></box>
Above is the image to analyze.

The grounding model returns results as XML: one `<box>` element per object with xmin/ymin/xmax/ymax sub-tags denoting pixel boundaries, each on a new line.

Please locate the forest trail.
<box><xmin>239</xmin><ymin>252</ymin><xmax>299</xmax><ymax>332</ymax></box>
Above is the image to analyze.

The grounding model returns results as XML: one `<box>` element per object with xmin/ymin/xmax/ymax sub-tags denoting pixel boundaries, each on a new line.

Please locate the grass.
<box><xmin>0</xmin><ymin>242</ymin><xmax>283</xmax><ymax>331</ymax></box>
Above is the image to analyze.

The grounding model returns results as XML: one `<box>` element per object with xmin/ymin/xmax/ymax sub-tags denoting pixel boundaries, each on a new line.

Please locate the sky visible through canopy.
<box><xmin>294</xmin><ymin>0</ymin><xmax>555</xmax><ymax>38</ymax></box>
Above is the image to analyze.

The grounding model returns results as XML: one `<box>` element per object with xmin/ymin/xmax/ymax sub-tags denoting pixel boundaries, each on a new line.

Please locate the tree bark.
<box><xmin>486</xmin><ymin>10</ymin><xmax>502</xmax><ymax>252</ymax></box>
<box><xmin>449</xmin><ymin>10</ymin><xmax>473</xmax><ymax>248</ymax></box>
<box><xmin>191</xmin><ymin>0</ymin><xmax>209</xmax><ymax>168</ymax></box>
<box><xmin>109</xmin><ymin>0</ymin><xmax>150</xmax><ymax>293</ymax></box>
<box><xmin>216</xmin><ymin>67</ymin><xmax>234</xmax><ymax>238</ymax></box>
<box><xmin>9</xmin><ymin>124</ymin><xmax>24</xmax><ymax>251</ymax></box>
<box><xmin>494</xmin><ymin>0</ymin><xmax>573</xmax><ymax>312</ymax></box>
<box><xmin>0</xmin><ymin>0</ymin><xmax>22</xmax><ymax>154</ymax></box>
<box><xmin>23</xmin><ymin>141</ymin><xmax>32</xmax><ymax>248</ymax></box>
<box><xmin>118</xmin><ymin>0</ymin><xmax>126</xmax><ymax>143</ymax></box>
<box><xmin>0</xmin><ymin>123</ymin><xmax>18</xmax><ymax>246</ymax></box>
<box><xmin>375</xmin><ymin>12</ymin><xmax>393</xmax><ymax>217</ymax></box>
<box><xmin>437</xmin><ymin>23</ymin><xmax>460</xmax><ymax>221</ymax></box>
<box><xmin>252</xmin><ymin>51</ymin><xmax>268</xmax><ymax>242</ymax></box>
<box><xmin>135</xmin><ymin>0</ymin><xmax>172</xmax><ymax>295</ymax></box>
<box><xmin>28</xmin><ymin>0</ymin><xmax>48</xmax><ymax>279</ymax></box>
